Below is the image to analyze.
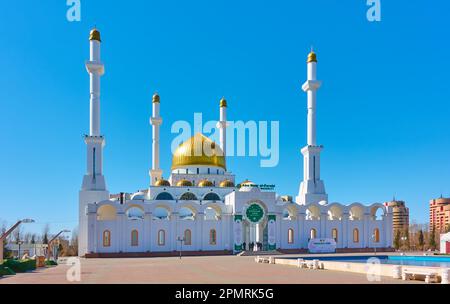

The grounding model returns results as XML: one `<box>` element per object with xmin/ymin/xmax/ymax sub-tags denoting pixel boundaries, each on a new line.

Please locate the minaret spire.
<box><xmin>81</xmin><ymin>28</ymin><xmax>107</xmax><ymax>191</ymax></box>
<box><xmin>150</xmin><ymin>92</ymin><xmax>163</xmax><ymax>185</ymax></box>
<box><xmin>79</xmin><ymin>29</ymin><xmax>110</xmax><ymax>257</ymax></box>
<box><xmin>296</xmin><ymin>49</ymin><xmax>328</xmax><ymax>205</ymax></box>
<box><xmin>218</xmin><ymin>97</ymin><xmax>228</xmax><ymax>160</ymax></box>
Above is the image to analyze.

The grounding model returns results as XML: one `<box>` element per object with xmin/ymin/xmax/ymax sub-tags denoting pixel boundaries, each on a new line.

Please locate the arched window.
<box><xmin>155</xmin><ymin>192</ymin><xmax>174</xmax><ymax>200</ymax></box>
<box><xmin>288</xmin><ymin>229</ymin><xmax>294</xmax><ymax>244</ymax></box>
<box><xmin>184</xmin><ymin>229</ymin><xmax>192</xmax><ymax>245</ymax></box>
<box><xmin>353</xmin><ymin>228</ymin><xmax>359</xmax><ymax>243</ymax></box>
<box><xmin>153</xmin><ymin>206</ymin><xmax>170</xmax><ymax>220</ymax></box>
<box><xmin>180</xmin><ymin>192</ymin><xmax>198</xmax><ymax>200</ymax></box>
<box><xmin>126</xmin><ymin>206</ymin><xmax>144</xmax><ymax>220</ymax></box>
<box><xmin>209</xmin><ymin>229</ymin><xmax>217</xmax><ymax>245</ymax></box>
<box><xmin>373</xmin><ymin>228</ymin><xmax>380</xmax><ymax>243</ymax></box>
<box><xmin>179</xmin><ymin>207</ymin><xmax>195</xmax><ymax>220</ymax></box>
<box><xmin>131</xmin><ymin>230</ymin><xmax>139</xmax><ymax>246</ymax></box>
<box><xmin>310</xmin><ymin>228</ymin><xmax>317</xmax><ymax>239</ymax></box>
<box><xmin>158</xmin><ymin>230</ymin><xmax>165</xmax><ymax>246</ymax></box>
<box><xmin>103</xmin><ymin>230</ymin><xmax>111</xmax><ymax>247</ymax></box>
<box><xmin>97</xmin><ymin>205</ymin><xmax>117</xmax><ymax>221</ymax></box>
<box><xmin>203</xmin><ymin>193</ymin><xmax>221</xmax><ymax>201</ymax></box>
<box><xmin>332</xmin><ymin>228</ymin><xmax>338</xmax><ymax>242</ymax></box>
<box><xmin>204</xmin><ymin>206</ymin><xmax>221</xmax><ymax>221</ymax></box>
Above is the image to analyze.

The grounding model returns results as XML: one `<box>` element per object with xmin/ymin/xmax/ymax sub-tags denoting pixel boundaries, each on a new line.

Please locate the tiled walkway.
<box><xmin>0</xmin><ymin>255</ymin><xmax>422</xmax><ymax>284</ymax></box>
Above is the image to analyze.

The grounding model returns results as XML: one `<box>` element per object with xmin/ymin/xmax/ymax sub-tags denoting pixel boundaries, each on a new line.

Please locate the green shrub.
<box><xmin>3</xmin><ymin>259</ymin><xmax>36</xmax><ymax>273</ymax></box>
<box><xmin>0</xmin><ymin>265</ymin><xmax>16</xmax><ymax>276</ymax></box>
<box><xmin>45</xmin><ymin>260</ymin><xmax>58</xmax><ymax>266</ymax></box>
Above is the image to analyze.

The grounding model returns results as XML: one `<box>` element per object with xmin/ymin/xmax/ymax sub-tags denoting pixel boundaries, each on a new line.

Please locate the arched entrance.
<box><xmin>242</xmin><ymin>201</ymin><xmax>268</xmax><ymax>252</ymax></box>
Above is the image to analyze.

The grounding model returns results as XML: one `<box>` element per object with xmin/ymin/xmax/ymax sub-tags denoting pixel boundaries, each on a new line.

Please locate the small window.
<box><xmin>288</xmin><ymin>229</ymin><xmax>294</xmax><ymax>244</ymax></box>
<box><xmin>332</xmin><ymin>228</ymin><xmax>338</xmax><ymax>242</ymax></box>
<box><xmin>210</xmin><ymin>229</ymin><xmax>217</xmax><ymax>245</ymax></box>
<box><xmin>310</xmin><ymin>228</ymin><xmax>317</xmax><ymax>239</ymax></box>
<box><xmin>103</xmin><ymin>230</ymin><xmax>111</xmax><ymax>247</ymax></box>
<box><xmin>353</xmin><ymin>228</ymin><xmax>359</xmax><ymax>243</ymax></box>
<box><xmin>373</xmin><ymin>228</ymin><xmax>380</xmax><ymax>243</ymax></box>
<box><xmin>204</xmin><ymin>193</ymin><xmax>220</xmax><ymax>201</ymax></box>
<box><xmin>158</xmin><ymin>230</ymin><xmax>166</xmax><ymax>246</ymax></box>
<box><xmin>184</xmin><ymin>229</ymin><xmax>192</xmax><ymax>245</ymax></box>
<box><xmin>180</xmin><ymin>192</ymin><xmax>198</xmax><ymax>200</ymax></box>
<box><xmin>131</xmin><ymin>230</ymin><xmax>139</xmax><ymax>246</ymax></box>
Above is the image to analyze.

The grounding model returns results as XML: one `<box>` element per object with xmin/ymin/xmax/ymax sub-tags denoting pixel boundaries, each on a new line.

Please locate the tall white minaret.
<box><xmin>296</xmin><ymin>50</ymin><xmax>328</xmax><ymax>205</ymax></box>
<box><xmin>79</xmin><ymin>29</ymin><xmax>109</xmax><ymax>257</ymax></box>
<box><xmin>81</xmin><ymin>28</ymin><xmax>107</xmax><ymax>191</ymax></box>
<box><xmin>149</xmin><ymin>93</ymin><xmax>163</xmax><ymax>185</ymax></box>
<box><xmin>218</xmin><ymin>97</ymin><xmax>227</xmax><ymax>158</ymax></box>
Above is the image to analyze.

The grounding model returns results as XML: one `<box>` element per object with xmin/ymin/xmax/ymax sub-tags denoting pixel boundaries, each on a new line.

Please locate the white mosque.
<box><xmin>78</xmin><ymin>29</ymin><xmax>394</xmax><ymax>257</ymax></box>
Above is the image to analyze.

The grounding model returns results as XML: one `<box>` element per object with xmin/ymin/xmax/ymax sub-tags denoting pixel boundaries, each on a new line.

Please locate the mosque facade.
<box><xmin>78</xmin><ymin>29</ymin><xmax>393</xmax><ymax>257</ymax></box>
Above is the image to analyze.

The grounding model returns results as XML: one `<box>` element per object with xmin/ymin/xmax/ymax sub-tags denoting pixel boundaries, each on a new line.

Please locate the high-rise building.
<box><xmin>429</xmin><ymin>197</ymin><xmax>450</xmax><ymax>233</ymax></box>
<box><xmin>384</xmin><ymin>200</ymin><xmax>409</xmax><ymax>233</ymax></box>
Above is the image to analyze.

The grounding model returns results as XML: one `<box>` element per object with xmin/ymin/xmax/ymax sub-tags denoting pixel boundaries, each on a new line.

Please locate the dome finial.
<box><xmin>220</xmin><ymin>97</ymin><xmax>227</xmax><ymax>108</ymax></box>
<box><xmin>89</xmin><ymin>28</ymin><xmax>101</xmax><ymax>42</ymax></box>
<box><xmin>152</xmin><ymin>92</ymin><xmax>160</xmax><ymax>103</ymax></box>
<box><xmin>307</xmin><ymin>47</ymin><xmax>317</xmax><ymax>63</ymax></box>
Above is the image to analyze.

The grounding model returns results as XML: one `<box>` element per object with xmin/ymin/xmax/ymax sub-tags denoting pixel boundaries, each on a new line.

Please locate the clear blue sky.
<box><xmin>1</xmin><ymin>1</ymin><xmax>449</xmax><ymax>236</ymax></box>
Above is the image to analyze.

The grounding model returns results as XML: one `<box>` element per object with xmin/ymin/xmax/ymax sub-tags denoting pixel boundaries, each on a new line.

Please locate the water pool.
<box><xmin>292</xmin><ymin>255</ymin><xmax>450</xmax><ymax>268</ymax></box>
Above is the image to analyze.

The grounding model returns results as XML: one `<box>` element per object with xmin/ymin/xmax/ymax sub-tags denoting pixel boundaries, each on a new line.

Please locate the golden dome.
<box><xmin>172</xmin><ymin>133</ymin><xmax>226</xmax><ymax>170</ymax></box>
<box><xmin>154</xmin><ymin>179</ymin><xmax>170</xmax><ymax>187</ymax></box>
<box><xmin>220</xmin><ymin>97</ymin><xmax>227</xmax><ymax>108</ymax></box>
<box><xmin>153</xmin><ymin>93</ymin><xmax>160</xmax><ymax>103</ymax></box>
<box><xmin>219</xmin><ymin>180</ymin><xmax>235</xmax><ymax>188</ymax></box>
<box><xmin>198</xmin><ymin>180</ymin><xmax>214</xmax><ymax>187</ymax></box>
<box><xmin>307</xmin><ymin>51</ymin><xmax>317</xmax><ymax>63</ymax></box>
<box><xmin>89</xmin><ymin>29</ymin><xmax>101</xmax><ymax>42</ymax></box>
<box><xmin>176</xmin><ymin>179</ymin><xmax>193</xmax><ymax>187</ymax></box>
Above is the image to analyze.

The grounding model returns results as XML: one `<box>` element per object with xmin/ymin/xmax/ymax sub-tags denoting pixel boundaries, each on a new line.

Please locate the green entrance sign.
<box><xmin>246</xmin><ymin>204</ymin><xmax>264</xmax><ymax>223</ymax></box>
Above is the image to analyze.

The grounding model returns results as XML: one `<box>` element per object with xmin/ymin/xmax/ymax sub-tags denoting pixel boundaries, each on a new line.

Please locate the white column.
<box><xmin>87</xmin><ymin>31</ymin><xmax>104</xmax><ymax>137</ymax></box>
<box><xmin>82</xmin><ymin>29</ymin><xmax>107</xmax><ymax>191</ymax></box>
<box><xmin>196</xmin><ymin>212</ymin><xmax>204</xmax><ymax>250</ymax></box>
<box><xmin>363</xmin><ymin>214</ymin><xmax>370</xmax><ymax>248</ymax></box>
<box><xmin>342</xmin><ymin>212</ymin><xmax>349</xmax><ymax>248</ymax></box>
<box><xmin>320</xmin><ymin>211</ymin><xmax>327</xmax><ymax>238</ymax></box>
<box><xmin>296</xmin><ymin>51</ymin><xmax>327</xmax><ymax>205</ymax></box>
<box><xmin>217</xmin><ymin>97</ymin><xmax>228</xmax><ymax>158</ymax></box>
<box><xmin>150</xmin><ymin>93</ymin><xmax>163</xmax><ymax>185</ymax></box>
<box><xmin>117</xmin><ymin>212</ymin><xmax>125</xmax><ymax>253</ymax></box>
<box><xmin>306</xmin><ymin>60</ymin><xmax>317</xmax><ymax>146</ymax></box>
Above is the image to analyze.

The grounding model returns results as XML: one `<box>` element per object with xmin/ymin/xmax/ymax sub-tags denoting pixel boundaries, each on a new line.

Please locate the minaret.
<box><xmin>79</xmin><ymin>29</ymin><xmax>109</xmax><ymax>257</ymax></box>
<box><xmin>296</xmin><ymin>50</ymin><xmax>328</xmax><ymax>205</ymax></box>
<box><xmin>149</xmin><ymin>93</ymin><xmax>163</xmax><ymax>185</ymax></box>
<box><xmin>81</xmin><ymin>28</ymin><xmax>107</xmax><ymax>191</ymax></box>
<box><xmin>218</xmin><ymin>97</ymin><xmax>228</xmax><ymax>158</ymax></box>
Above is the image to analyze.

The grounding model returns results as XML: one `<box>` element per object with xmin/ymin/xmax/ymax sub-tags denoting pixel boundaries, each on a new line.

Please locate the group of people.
<box><xmin>242</xmin><ymin>242</ymin><xmax>263</xmax><ymax>252</ymax></box>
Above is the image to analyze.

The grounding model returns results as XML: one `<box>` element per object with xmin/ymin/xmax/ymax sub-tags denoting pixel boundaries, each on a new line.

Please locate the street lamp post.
<box><xmin>17</xmin><ymin>241</ymin><xmax>23</xmax><ymax>259</ymax></box>
<box><xmin>47</xmin><ymin>229</ymin><xmax>70</xmax><ymax>261</ymax></box>
<box><xmin>0</xmin><ymin>219</ymin><xmax>35</xmax><ymax>264</ymax></box>
<box><xmin>177</xmin><ymin>237</ymin><xmax>185</xmax><ymax>260</ymax></box>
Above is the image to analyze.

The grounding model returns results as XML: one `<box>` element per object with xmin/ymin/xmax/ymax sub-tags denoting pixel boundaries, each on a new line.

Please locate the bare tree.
<box><xmin>42</xmin><ymin>223</ymin><xmax>50</xmax><ymax>244</ymax></box>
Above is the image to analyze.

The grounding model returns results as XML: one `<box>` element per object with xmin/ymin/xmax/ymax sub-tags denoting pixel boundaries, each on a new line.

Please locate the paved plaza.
<box><xmin>0</xmin><ymin>255</ymin><xmax>422</xmax><ymax>284</ymax></box>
